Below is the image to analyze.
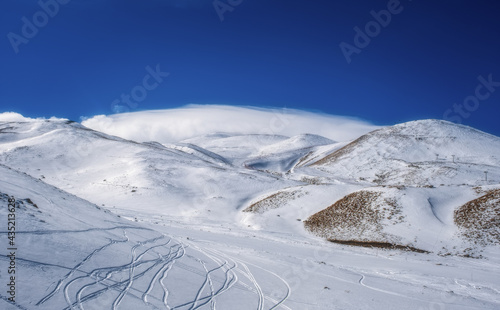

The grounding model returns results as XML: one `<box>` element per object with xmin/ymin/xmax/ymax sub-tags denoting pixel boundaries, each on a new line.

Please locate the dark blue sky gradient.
<box><xmin>1</xmin><ymin>0</ymin><xmax>499</xmax><ymax>136</ymax></box>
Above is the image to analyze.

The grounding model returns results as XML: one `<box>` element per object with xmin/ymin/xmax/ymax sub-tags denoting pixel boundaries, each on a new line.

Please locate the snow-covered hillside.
<box><xmin>1</xmin><ymin>112</ymin><xmax>499</xmax><ymax>309</ymax></box>
<box><xmin>0</xmin><ymin>119</ymin><xmax>299</xmax><ymax>219</ymax></box>
<box><xmin>0</xmin><ymin>164</ymin><xmax>294</xmax><ymax>309</ymax></box>
<box><xmin>310</xmin><ymin>120</ymin><xmax>500</xmax><ymax>186</ymax></box>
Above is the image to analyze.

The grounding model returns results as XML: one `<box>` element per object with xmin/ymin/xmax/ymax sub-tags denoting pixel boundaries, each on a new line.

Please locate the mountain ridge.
<box><xmin>1</xmin><ymin>113</ymin><xmax>499</xmax><ymax>309</ymax></box>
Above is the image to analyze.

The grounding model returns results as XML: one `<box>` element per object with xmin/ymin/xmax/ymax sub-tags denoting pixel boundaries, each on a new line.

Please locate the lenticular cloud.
<box><xmin>81</xmin><ymin>105</ymin><xmax>379</xmax><ymax>143</ymax></box>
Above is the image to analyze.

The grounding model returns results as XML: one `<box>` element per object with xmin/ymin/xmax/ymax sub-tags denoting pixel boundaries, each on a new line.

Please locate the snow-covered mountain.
<box><xmin>1</xmin><ymin>111</ymin><xmax>499</xmax><ymax>309</ymax></box>
<box><xmin>0</xmin><ymin>119</ymin><xmax>298</xmax><ymax>218</ymax></box>
<box><xmin>309</xmin><ymin>120</ymin><xmax>500</xmax><ymax>186</ymax></box>
<box><xmin>0</xmin><ymin>164</ymin><xmax>292</xmax><ymax>309</ymax></box>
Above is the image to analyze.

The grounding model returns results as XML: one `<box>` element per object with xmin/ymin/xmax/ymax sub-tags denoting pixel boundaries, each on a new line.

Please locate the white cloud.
<box><xmin>81</xmin><ymin>105</ymin><xmax>380</xmax><ymax>143</ymax></box>
<box><xmin>0</xmin><ymin>112</ymin><xmax>32</xmax><ymax>122</ymax></box>
<box><xmin>0</xmin><ymin>112</ymin><xmax>67</xmax><ymax>122</ymax></box>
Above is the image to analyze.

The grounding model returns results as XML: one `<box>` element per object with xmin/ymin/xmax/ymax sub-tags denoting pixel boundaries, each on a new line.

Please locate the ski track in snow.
<box><xmin>335</xmin><ymin>267</ymin><xmax>487</xmax><ymax>308</ymax></box>
<box><xmin>36</xmin><ymin>233</ymin><xmax>129</xmax><ymax>306</ymax></box>
<box><xmin>111</xmin><ymin>234</ymin><xmax>167</xmax><ymax>310</ymax></box>
<box><xmin>188</xmin><ymin>254</ymin><xmax>220</xmax><ymax>310</ymax></box>
<box><xmin>171</xmin><ymin>247</ymin><xmax>238</xmax><ymax>310</ymax></box>
<box><xmin>43</xmin><ymin>231</ymin><xmax>266</xmax><ymax>310</ymax></box>
<box><xmin>3</xmin><ymin>119</ymin><xmax>500</xmax><ymax>310</ymax></box>
<box><xmin>158</xmin><ymin>243</ymin><xmax>186</xmax><ymax>309</ymax></box>
<box><xmin>231</xmin><ymin>255</ymin><xmax>292</xmax><ymax>310</ymax></box>
<box><xmin>2</xmin><ymin>195</ymin><xmax>489</xmax><ymax>310</ymax></box>
<box><xmin>79</xmin><ymin>239</ymin><xmax>174</xmax><ymax>309</ymax></box>
<box><xmin>186</xmin><ymin>245</ymin><xmax>292</xmax><ymax>310</ymax></box>
<box><xmin>239</xmin><ymin>261</ymin><xmax>264</xmax><ymax>310</ymax></box>
<box><xmin>141</xmin><ymin>239</ymin><xmax>173</xmax><ymax>305</ymax></box>
<box><xmin>27</xmin><ymin>228</ymin><xmax>185</xmax><ymax>310</ymax></box>
<box><xmin>63</xmin><ymin>256</ymin><xmax>166</xmax><ymax>309</ymax></box>
<box><xmin>187</xmin><ymin>247</ymin><xmax>237</xmax><ymax>310</ymax></box>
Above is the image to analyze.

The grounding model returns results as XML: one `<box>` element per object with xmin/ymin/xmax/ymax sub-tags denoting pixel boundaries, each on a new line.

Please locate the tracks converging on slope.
<box><xmin>22</xmin><ymin>224</ymin><xmax>291</xmax><ymax>310</ymax></box>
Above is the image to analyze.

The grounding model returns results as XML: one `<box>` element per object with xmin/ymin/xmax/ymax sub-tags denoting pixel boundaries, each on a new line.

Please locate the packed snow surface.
<box><xmin>0</xmin><ymin>111</ymin><xmax>499</xmax><ymax>309</ymax></box>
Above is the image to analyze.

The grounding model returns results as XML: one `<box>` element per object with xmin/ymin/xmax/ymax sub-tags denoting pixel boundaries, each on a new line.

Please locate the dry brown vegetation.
<box><xmin>303</xmin><ymin>190</ymin><xmax>404</xmax><ymax>242</ymax></box>
<box><xmin>303</xmin><ymin>189</ymin><xmax>431</xmax><ymax>252</ymax></box>
<box><xmin>328</xmin><ymin>239</ymin><xmax>429</xmax><ymax>253</ymax></box>
<box><xmin>454</xmin><ymin>189</ymin><xmax>500</xmax><ymax>246</ymax></box>
<box><xmin>310</xmin><ymin>134</ymin><xmax>370</xmax><ymax>166</ymax></box>
<box><xmin>294</xmin><ymin>151</ymin><xmax>315</xmax><ymax>167</ymax></box>
<box><xmin>243</xmin><ymin>189</ymin><xmax>305</xmax><ymax>214</ymax></box>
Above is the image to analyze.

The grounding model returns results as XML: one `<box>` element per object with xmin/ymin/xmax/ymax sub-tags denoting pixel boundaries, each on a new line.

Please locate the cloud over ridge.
<box><xmin>0</xmin><ymin>112</ymin><xmax>66</xmax><ymax>122</ymax></box>
<box><xmin>81</xmin><ymin>105</ymin><xmax>380</xmax><ymax>143</ymax></box>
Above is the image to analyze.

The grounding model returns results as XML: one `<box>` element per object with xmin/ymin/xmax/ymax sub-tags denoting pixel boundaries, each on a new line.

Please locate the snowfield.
<box><xmin>0</xmin><ymin>110</ymin><xmax>499</xmax><ymax>309</ymax></box>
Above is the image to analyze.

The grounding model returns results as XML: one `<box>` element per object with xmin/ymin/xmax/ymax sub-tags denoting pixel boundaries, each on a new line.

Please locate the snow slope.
<box><xmin>1</xmin><ymin>113</ymin><xmax>500</xmax><ymax>309</ymax></box>
<box><xmin>0</xmin><ymin>119</ymin><xmax>299</xmax><ymax>219</ymax></box>
<box><xmin>0</xmin><ymin>164</ymin><xmax>295</xmax><ymax>309</ymax></box>
<box><xmin>310</xmin><ymin>120</ymin><xmax>500</xmax><ymax>186</ymax></box>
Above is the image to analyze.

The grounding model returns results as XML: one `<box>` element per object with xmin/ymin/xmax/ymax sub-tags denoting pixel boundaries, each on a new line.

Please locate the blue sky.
<box><xmin>1</xmin><ymin>0</ymin><xmax>499</xmax><ymax>136</ymax></box>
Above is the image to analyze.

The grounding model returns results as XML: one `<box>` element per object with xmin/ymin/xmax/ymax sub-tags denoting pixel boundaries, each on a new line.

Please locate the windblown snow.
<box><xmin>0</xmin><ymin>109</ymin><xmax>499</xmax><ymax>310</ymax></box>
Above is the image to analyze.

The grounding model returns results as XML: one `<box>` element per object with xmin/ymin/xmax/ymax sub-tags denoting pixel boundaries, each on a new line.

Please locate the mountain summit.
<box><xmin>1</xmin><ymin>113</ymin><xmax>499</xmax><ymax>309</ymax></box>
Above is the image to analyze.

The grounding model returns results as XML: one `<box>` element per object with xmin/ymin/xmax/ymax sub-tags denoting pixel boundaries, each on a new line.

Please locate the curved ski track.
<box><xmin>7</xmin><ymin>219</ymin><xmax>291</xmax><ymax>309</ymax></box>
